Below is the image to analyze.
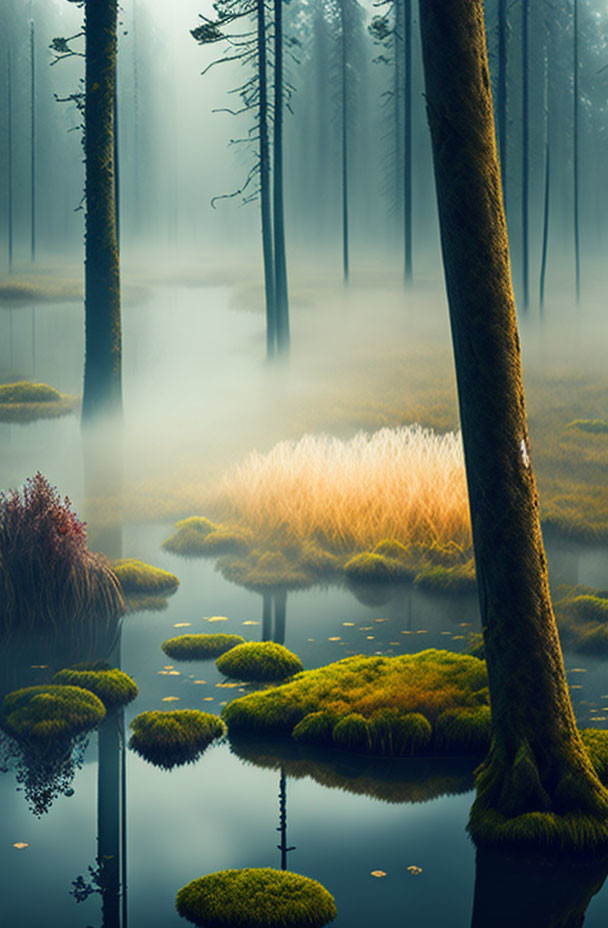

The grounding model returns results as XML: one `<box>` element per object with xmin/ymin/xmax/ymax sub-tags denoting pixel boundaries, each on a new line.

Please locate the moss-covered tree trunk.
<box><xmin>419</xmin><ymin>0</ymin><xmax>608</xmax><ymax>850</ymax></box>
<box><xmin>82</xmin><ymin>0</ymin><xmax>122</xmax><ymax>423</ymax></box>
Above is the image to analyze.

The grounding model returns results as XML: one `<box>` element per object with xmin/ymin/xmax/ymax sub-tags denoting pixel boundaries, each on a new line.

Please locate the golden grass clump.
<box><xmin>211</xmin><ymin>427</ymin><xmax>471</xmax><ymax>553</ymax></box>
<box><xmin>222</xmin><ymin>649</ymin><xmax>490</xmax><ymax>757</ymax></box>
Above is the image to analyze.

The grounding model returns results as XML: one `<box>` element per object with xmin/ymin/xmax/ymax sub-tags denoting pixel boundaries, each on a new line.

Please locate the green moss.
<box><xmin>222</xmin><ymin>649</ymin><xmax>489</xmax><ymax>758</ymax></box>
<box><xmin>216</xmin><ymin>642</ymin><xmax>304</xmax><ymax>682</ymax></box>
<box><xmin>113</xmin><ymin>558</ymin><xmax>179</xmax><ymax>595</ymax></box>
<box><xmin>176</xmin><ymin>868</ymin><xmax>337</xmax><ymax>928</ymax></box>
<box><xmin>52</xmin><ymin>662</ymin><xmax>138</xmax><ymax>710</ymax></box>
<box><xmin>162</xmin><ymin>633</ymin><xmax>245</xmax><ymax>661</ymax></box>
<box><xmin>414</xmin><ymin>559</ymin><xmax>476</xmax><ymax>594</ymax></box>
<box><xmin>299</xmin><ymin>543</ymin><xmax>341</xmax><ymax>575</ymax></box>
<box><xmin>466</xmin><ymin>633</ymin><xmax>485</xmax><ymax>660</ymax></box>
<box><xmin>200</xmin><ymin>524</ymin><xmax>254</xmax><ymax>555</ymax></box>
<box><xmin>124</xmin><ymin>593</ymin><xmax>169</xmax><ymax>614</ymax></box>
<box><xmin>581</xmin><ymin>729</ymin><xmax>608</xmax><ymax>784</ymax></box>
<box><xmin>555</xmin><ymin>587</ymin><xmax>608</xmax><ymax>655</ymax></box>
<box><xmin>219</xmin><ymin>550</ymin><xmax>315</xmax><ymax>592</ymax></box>
<box><xmin>567</xmin><ymin>419</ymin><xmax>608</xmax><ymax>435</ymax></box>
<box><xmin>1</xmin><ymin>685</ymin><xmax>106</xmax><ymax>740</ymax></box>
<box><xmin>0</xmin><ymin>381</ymin><xmax>79</xmax><ymax>423</ymax></box>
<box><xmin>162</xmin><ymin>517</ymin><xmax>218</xmax><ymax>556</ymax></box>
<box><xmin>468</xmin><ymin>804</ymin><xmax>608</xmax><ymax>853</ymax></box>
<box><xmin>129</xmin><ymin>710</ymin><xmax>226</xmax><ymax>770</ymax></box>
<box><xmin>343</xmin><ymin>552</ymin><xmax>398</xmax><ymax>583</ymax></box>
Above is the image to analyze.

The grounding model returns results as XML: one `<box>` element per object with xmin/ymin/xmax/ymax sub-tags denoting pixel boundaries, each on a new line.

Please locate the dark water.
<box><xmin>1</xmin><ymin>522</ymin><xmax>608</xmax><ymax>928</ymax></box>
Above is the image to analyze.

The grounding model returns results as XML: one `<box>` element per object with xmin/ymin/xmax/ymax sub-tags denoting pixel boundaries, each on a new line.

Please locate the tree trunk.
<box><xmin>273</xmin><ymin>0</ymin><xmax>290</xmax><ymax>357</ymax></box>
<box><xmin>98</xmin><ymin>711</ymin><xmax>122</xmax><ymax>928</ymax></box>
<box><xmin>521</xmin><ymin>0</ymin><xmax>529</xmax><ymax>311</ymax></box>
<box><xmin>82</xmin><ymin>0</ymin><xmax>122</xmax><ymax>423</ymax></box>
<box><xmin>573</xmin><ymin>0</ymin><xmax>580</xmax><ymax>302</ymax></box>
<box><xmin>419</xmin><ymin>0</ymin><xmax>608</xmax><ymax>851</ymax></box>
<box><xmin>30</xmin><ymin>19</ymin><xmax>36</xmax><ymax>263</ymax></box>
<box><xmin>7</xmin><ymin>39</ymin><xmax>13</xmax><ymax>270</ymax></box>
<box><xmin>497</xmin><ymin>0</ymin><xmax>508</xmax><ymax>206</ymax></box>
<box><xmin>539</xmin><ymin>38</ymin><xmax>550</xmax><ymax>314</ymax></box>
<box><xmin>403</xmin><ymin>0</ymin><xmax>412</xmax><ymax>283</ymax></box>
<box><xmin>257</xmin><ymin>0</ymin><xmax>276</xmax><ymax>359</ymax></box>
<box><xmin>340</xmin><ymin>0</ymin><xmax>349</xmax><ymax>284</ymax></box>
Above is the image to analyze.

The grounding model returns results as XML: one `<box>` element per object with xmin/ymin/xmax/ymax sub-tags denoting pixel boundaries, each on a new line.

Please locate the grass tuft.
<box><xmin>175</xmin><ymin>868</ymin><xmax>337</xmax><ymax>928</ymax></box>
<box><xmin>162</xmin><ymin>633</ymin><xmax>245</xmax><ymax>661</ymax></box>
<box><xmin>129</xmin><ymin>710</ymin><xmax>225</xmax><ymax>770</ymax></box>
<box><xmin>216</xmin><ymin>642</ymin><xmax>304</xmax><ymax>681</ymax></box>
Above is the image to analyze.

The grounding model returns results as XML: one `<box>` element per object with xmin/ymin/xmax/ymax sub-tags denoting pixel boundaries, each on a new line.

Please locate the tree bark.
<box><xmin>419</xmin><ymin>0</ymin><xmax>608</xmax><ymax>849</ymax></box>
<box><xmin>257</xmin><ymin>0</ymin><xmax>276</xmax><ymax>359</ymax></box>
<box><xmin>497</xmin><ymin>0</ymin><xmax>508</xmax><ymax>207</ymax></box>
<box><xmin>521</xmin><ymin>0</ymin><xmax>529</xmax><ymax>311</ymax></box>
<box><xmin>82</xmin><ymin>0</ymin><xmax>122</xmax><ymax>423</ymax></box>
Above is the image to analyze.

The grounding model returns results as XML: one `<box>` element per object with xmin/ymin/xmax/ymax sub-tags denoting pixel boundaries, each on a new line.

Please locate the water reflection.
<box><xmin>261</xmin><ymin>590</ymin><xmax>288</xmax><ymax>645</ymax></box>
<box><xmin>277</xmin><ymin>767</ymin><xmax>296</xmax><ymax>870</ymax></box>
<box><xmin>471</xmin><ymin>847</ymin><xmax>608</xmax><ymax>928</ymax></box>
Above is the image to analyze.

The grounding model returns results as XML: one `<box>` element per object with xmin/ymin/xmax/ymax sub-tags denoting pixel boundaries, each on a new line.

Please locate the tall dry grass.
<box><xmin>210</xmin><ymin>427</ymin><xmax>471</xmax><ymax>553</ymax></box>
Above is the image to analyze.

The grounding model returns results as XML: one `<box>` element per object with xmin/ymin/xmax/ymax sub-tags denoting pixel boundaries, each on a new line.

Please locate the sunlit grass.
<box><xmin>211</xmin><ymin>427</ymin><xmax>471</xmax><ymax>553</ymax></box>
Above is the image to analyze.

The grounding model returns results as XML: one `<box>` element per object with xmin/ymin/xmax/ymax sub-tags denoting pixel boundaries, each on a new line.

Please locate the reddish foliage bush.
<box><xmin>0</xmin><ymin>473</ymin><xmax>124</xmax><ymax>631</ymax></box>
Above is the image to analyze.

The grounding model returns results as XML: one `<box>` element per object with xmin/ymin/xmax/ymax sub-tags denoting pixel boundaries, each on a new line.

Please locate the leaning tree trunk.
<box><xmin>419</xmin><ymin>0</ymin><xmax>608</xmax><ymax>851</ymax></box>
<box><xmin>82</xmin><ymin>0</ymin><xmax>122</xmax><ymax>423</ymax></box>
<box><xmin>258</xmin><ymin>0</ymin><xmax>276</xmax><ymax>360</ymax></box>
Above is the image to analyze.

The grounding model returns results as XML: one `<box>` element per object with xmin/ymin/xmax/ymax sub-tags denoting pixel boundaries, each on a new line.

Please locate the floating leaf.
<box><xmin>193</xmin><ymin>680</ymin><xmax>207</xmax><ymax>685</ymax></box>
<box><xmin>242</xmin><ymin>621</ymin><xmax>259</xmax><ymax>626</ymax></box>
<box><xmin>13</xmin><ymin>842</ymin><xmax>29</xmax><ymax>850</ymax></box>
<box><xmin>205</xmin><ymin>616</ymin><xmax>228</xmax><ymax>623</ymax></box>
<box><xmin>370</xmin><ymin>870</ymin><xmax>386</xmax><ymax>878</ymax></box>
<box><xmin>328</xmin><ymin>637</ymin><xmax>341</xmax><ymax>642</ymax></box>
<box><xmin>407</xmin><ymin>866</ymin><xmax>423</xmax><ymax>875</ymax></box>
<box><xmin>174</xmin><ymin>622</ymin><xmax>191</xmax><ymax>628</ymax></box>
<box><xmin>343</xmin><ymin>622</ymin><xmax>355</xmax><ymax>627</ymax></box>
<box><xmin>162</xmin><ymin>696</ymin><xmax>180</xmax><ymax>702</ymax></box>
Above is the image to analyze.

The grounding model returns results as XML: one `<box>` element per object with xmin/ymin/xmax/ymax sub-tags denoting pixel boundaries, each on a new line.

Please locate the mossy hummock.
<box><xmin>219</xmin><ymin>550</ymin><xmax>316</xmax><ymax>592</ymax></box>
<box><xmin>53</xmin><ymin>662</ymin><xmax>138</xmax><ymax>710</ymax></box>
<box><xmin>223</xmin><ymin>649</ymin><xmax>490</xmax><ymax>757</ymax></box>
<box><xmin>216</xmin><ymin>642</ymin><xmax>304</xmax><ymax>682</ymax></box>
<box><xmin>1</xmin><ymin>685</ymin><xmax>106</xmax><ymax>741</ymax></box>
<box><xmin>163</xmin><ymin>517</ymin><xmax>253</xmax><ymax>557</ymax></box>
<box><xmin>129</xmin><ymin>710</ymin><xmax>226</xmax><ymax>769</ymax></box>
<box><xmin>0</xmin><ymin>381</ymin><xmax>79</xmax><ymax>423</ymax></box>
<box><xmin>176</xmin><ymin>868</ymin><xmax>337</xmax><ymax>928</ymax></box>
<box><xmin>554</xmin><ymin>587</ymin><xmax>608</xmax><ymax>655</ymax></box>
<box><xmin>113</xmin><ymin>558</ymin><xmax>180</xmax><ymax>595</ymax></box>
<box><xmin>162</xmin><ymin>633</ymin><xmax>245</xmax><ymax>661</ymax></box>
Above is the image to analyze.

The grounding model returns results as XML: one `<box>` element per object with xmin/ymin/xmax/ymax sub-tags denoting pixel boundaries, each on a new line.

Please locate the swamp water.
<box><xmin>2</xmin><ymin>282</ymin><xmax>608</xmax><ymax>926</ymax></box>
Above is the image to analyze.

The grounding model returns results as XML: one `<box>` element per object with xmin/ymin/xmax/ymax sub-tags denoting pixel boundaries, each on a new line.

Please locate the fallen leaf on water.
<box><xmin>417</xmin><ymin>630</ymin><xmax>429</xmax><ymax>634</ymax></box>
<box><xmin>29</xmin><ymin>665</ymin><xmax>48</xmax><ymax>669</ymax></box>
<box><xmin>167</xmin><ymin>671</ymin><xmax>180</xmax><ymax>676</ymax></box>
<box><xmin>328</xmin><ymin>637</ymin><xmax>341</xmax><ymax>642</ymax></box>
<box><xmin>569</xmin><ymin>685</ymin><xmax>583</xmax><ymax>690</ymax></box>
<box><xmin>366</xmin><ymin>636</ymin><xmax>375</xmax><ymax>640</ymax></box>
<box><xmin>374</xmin><ymin>618</ymin><xmax>388</xmax><ymax>623</ymax></box>
<box><xmin>205</xmin><ymin>616</ymin><xmax>228</xmax><ymax>623</ymax></box>
<box><xmin>459</xmin><ymin>622</ymin><xmax>470</xmax><ymax>627</ymax></box>
<box><xmin>407</xmin><ymin>866</ymin><xmax>423</xmax><ymax>875</ymax></box>
<box><xmin>164</xmin><ymin>665</ymin><xmax>174</xmax><ymax>670</ymax></box>
<box><xmin>193</xmin><ymin>680</ymin><xmax>207</xmax><ymax>685</ymax></box>
<box><xmin>13</xmin><ymin>842</ymin><xmax>29</xmax><ymax>850</ymax></box>
<box><xmin>569</xmin><ymin>668</ymin><xmax>588</xmax><ymax>673</ymax></box>
<box><xmin>174</xmin><ymin>623</ymin><xmax>191</xmax><ymax>628</ymax></box>
<box><xmin>202</xmin><ymin>697</ymin><xmax>214</xmax><ymax>702</ymax></box>
<box><xmin>343</xmin><ymin>622</ymin><xmax>355</xmax><ymax>627</ymax></box>
<box><xmin>452</xmin><ymin>635</ymin><xmax>465</xmax><ymax>640</ymax></box>
<box><xmin>242</xmin><ymin>621</ymin><xmax>259</xmax><ymax>626</ymax></box>
<box><xmin>370</xmin><ymin>870</ymin><xmax>386</xmax><ymax>878</ymax></box>
<box><xmin>440</xmin><ymin>631</ymin><xmax>452</xmax><ymax>636</ymax></box>
<box><xmin>360</xmin><ymin>626</ymin><xmax>373</xmax><ymax>631</ymax></box>
<box><xmin>401</xmin><ymin>631</ymin><xmax>412</xmax><ymax>635</ymax></box>
<box><xmin>162</xmin><ymin>697</ymin><xmax>179</xmax><ymax>702</ymax></box>
<box><xmin>307</xmin><ymin>638</ymin><xmax>316</xmax><ymax>642</ymax></box>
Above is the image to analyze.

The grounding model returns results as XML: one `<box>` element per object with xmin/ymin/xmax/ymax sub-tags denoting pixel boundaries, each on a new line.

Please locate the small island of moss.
<box><xmin>222</xmin><ymin>649</ymin><xmax>491</xmax><ymax>757</ymax></box>
<box><xmin>113</xmin><ymin>558</ymin><xmax>180</xmax><ymax>595</ymax></box>
<box><xmin>0</xmin><ymin>381</ymin><xmax>79</xmax><ymax>423</ymax></box>
<box><xmin>216</xmin><ymin>642</ymin><xmax>304</xmax><ymax>682</ymax></box>
<box><xmin>53</xmin><ymin>662</ymin><xmax>138</xmax><ymax>710</ymax></box>
<box><xmin>162</xmin><ymin>633</ymin><xmax>245</xmax><ymax>661</ymax></box>
<box><xmin>1</xmin><ymin>685</ymin><xmax>106</xmax><ymax>741</ymax></box>
<box><xmin>129</xmin><ymin>709</ymin><xmax>226</xmax><ymax>769</ymax></box>
<box><xmin>176</xmin><ymin>868</ymin><xmax>337</xmax><ymax>928</ymax></box>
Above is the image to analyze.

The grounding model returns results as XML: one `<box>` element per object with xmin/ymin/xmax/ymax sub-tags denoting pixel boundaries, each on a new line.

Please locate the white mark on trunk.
<box><xmin>520</xmin><ymin>438</ymin><xmax>530</xmax><ymax>468</ymax></box>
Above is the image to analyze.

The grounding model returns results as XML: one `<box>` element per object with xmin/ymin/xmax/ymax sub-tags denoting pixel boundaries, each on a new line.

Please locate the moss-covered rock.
<box><xmin>176</xmin><ymin>868</ymin><xmax>337</xmax><ymax>928</ymax></box>
<box><xmin>52</xmin><ymin>662</ymin><xmax>138</xmax><ymax>710</ymax></box>
<box><xmin>0</xmin><ymin>381</ymin><xmax>79</xmax><ymax>423</ymax></box>
<box><xmin>1</xmin><ymin>685</ymin><xmax>106</xmax><ymax>740</ymax></box>
<box><xmin>113</xmin><ymin>558</ymin><xmax>179</xmax><ymax>595</ymax></box>
<box><xmin>162</xmin><ymin>633</ymin><xmax>245</xmax><ymax>661</ymax></box>
<box><xmin>222</xmin><ymin>649</ymin><xmax>490</xmax><ymax>758</ymax></box>
<box><xmin>129</xmin><ymin>710</ymin><xmax>226</xmax><ymax>770</ymax></box>
<box><xmin>216</xmin><ymin>642</ymin><xmax>304</xmax><ymax>682</ymax></box>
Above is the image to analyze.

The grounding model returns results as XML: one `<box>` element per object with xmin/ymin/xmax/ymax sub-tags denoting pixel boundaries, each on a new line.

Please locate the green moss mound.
<box><xmin>162</xmin><ymin>633</ymin><xmax>245</xmax><ymax>661</ymax></box>
<box><xmin>555</xmin><ymin>586</ymin><xmax>608</xmax><ymax>654</ymax></box>
<box><xmin>344</xmin><ymin>552</ymin><xmax>398</xmax><ymax>583</ymax></box>
<box><xmin>0</xmin><ymin>381</ymin><xmax>79</xmax><ymax>423</ymax></box>
<box><xmin>223</xmin><ymin>649</ymin><xmax>490</xmax><ymax>757</ymax></box>
<box><xmin>129</xmin><ymin>710</ymin><xmax>226</xmax><ymax>770</ymax></box>
<box><xmin>163</xmin><ymin>517</ymin><xmax>253</xmax><ymax>558</ymax></box>
<box><xmin>567</xmin><ymin>419</ymin><xmax>608</xmax><ymax>435</ymax></box>
<box><xmin>176</xmin><ymin>868</ymin><xmax>337</xmax><ymax>928</ymax></box>
<box><xmin>1</xmin><ymin>685</ymin><xmax>106</xmax><ymax>740</ymax></box>
<box><xmin>113</xmin><ymin>558</ymin><xmax>179</xmax><ymax>595</ymax></box>
<box><xmin>414</xmin><ymin>560</ymin><xmax>476</xmax><ymax>594</ymax></box>
<box><xmin>52</xmin><ymin>662</ymin><xmax>138</xmax><ymax>710</ymax></box>
<box><xmin>217</xmin><ymin>642</ymin><xmax>304</xmax><ymax>682</ymax></box>
<box><xmin>219</xmin><ymin>550</ymin><xmax>315</xmax><ymax>592</ymax></box>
